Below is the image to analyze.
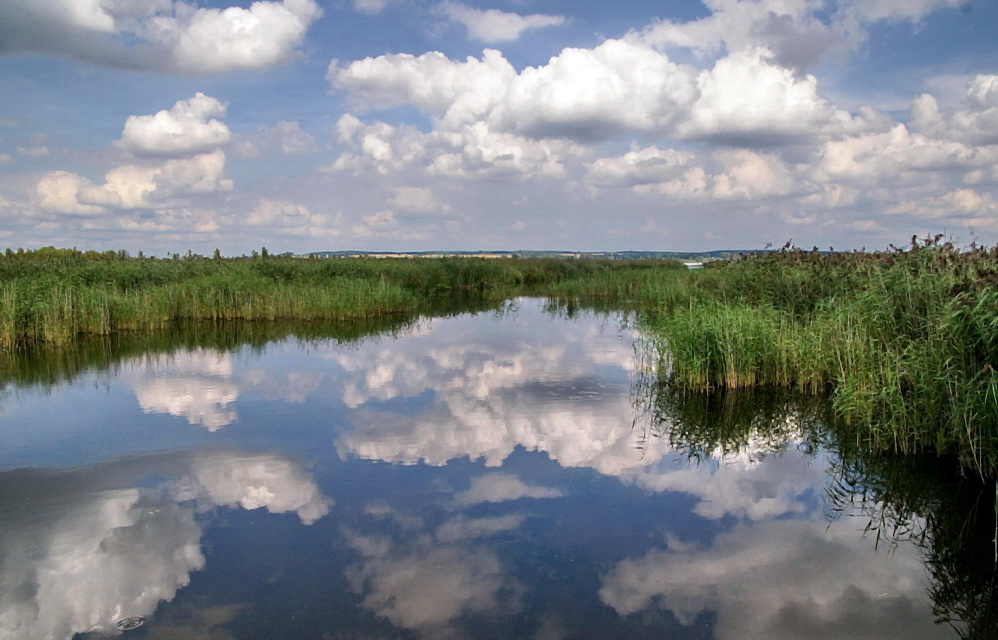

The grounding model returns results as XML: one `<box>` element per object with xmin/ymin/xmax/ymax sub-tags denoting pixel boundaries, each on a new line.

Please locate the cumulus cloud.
<box><xmin>636</xmin><ymin>0</ymin><xmax>843</xmax><ymax>71</ymax></box>
<box><xmin>600</xmin><ymin>518</ymin><xmax>940</xmax><ymax>639</ymax></box>
<box><xmin>886</xmin><ymin>188</ymin><xmax>998</xmax><ymax>229</ymax></box>
<box><xmin>0</xmin><ymin>0</ymin><xmax>323</xmax><ymax>73</ymax></box>
<box><xmin>330</xmin><ymin>115</ymin><xmax>580</xmax><ymax>180</ymax></box>
<box><xmin>910</xmin><ymin>75</ymin><xmax>998</xmax><ymax>145</ymax></box>
<box><xmin>588</xmin><ymin>146</ymin><xmax>797</xmax><ymax>201</ymax></box>
<box><xmin>117</xmin><ymin>93</ymin><xmax>231</xmax><ymax>157</ymax></box>
<box><xmin>637</xmin><ymin>0</ymin><xmax>964</xmax><ymax>70</ymax></box>
<box><xmin>330</xmin><ymin>39</ymin><xmax>883</xmax><ymax>155</ymax></box>
<box><xmin>388</xmin><ymin>186</ymin><xmax>441</xmax><ymax>212</ymax></box>
<box><xmin>813</xmin><ymin>123</ymin><xmax>998</xmax><ymax>183</ymax></box>
<box><xmin>329</xmin><ymin>42</ymin><xmax>697</xmax><ymax>140</ymax></box>
<box><xmin>493</xmin><ymin>39</ymin><xmax>697</xmax><ymax>140</ymax></box>
<box><xmin>585</xmin><ymin>145</ymin><xmax>697</xmax><ymax>189</ymax></box>
<box><xmin>32</xmin><ymin>94</ymin><xmax>233</xmax><ymax>225</ymax></box>
<box><xmin>434</xmin><ymin>1</ymin><xmax>566</xmax><ymax>43</ymax></box>
<box><xmin>679</xmin><ymin>47</ymin><xmax>858</xmax><ymax>145</ymax></box>
<box><xmin>163</xmin><ymin>0</ymin><xmax>323</xmax><ymax>72</ymax></box>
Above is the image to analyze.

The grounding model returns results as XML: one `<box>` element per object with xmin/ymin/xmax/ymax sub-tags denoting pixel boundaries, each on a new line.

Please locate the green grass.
<box><xmin>0</xmin><ymin>248</ymin><xmax>686</xmax><ymax>349</ymax></box>
<box><xmin>640</xmin><ymin>237</ymin><xmax>998</xmax><ymax>474</ymax></box>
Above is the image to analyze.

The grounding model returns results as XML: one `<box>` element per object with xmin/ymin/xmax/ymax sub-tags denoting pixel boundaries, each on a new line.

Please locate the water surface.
<box><xmin>0</xmin><ymin>299</ymin><xmax>970</xmax><ymax>639</ymax></box>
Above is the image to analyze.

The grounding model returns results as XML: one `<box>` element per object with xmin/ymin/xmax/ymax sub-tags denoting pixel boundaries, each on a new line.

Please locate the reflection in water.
<box><xmin>127</xmin><ymin>349</ymin><xmax>240</xmax><ymax>430</ymax></box>
<box><xmin>345</xmin><ymin>493</ymin><xmax>528</xmax><ymax>638</ymax></box>
<box><xmin>0</xmin><ymin>451</ymin><xmax>328</xmax><ymax>640</ymax></box>
<box><xmin>1</xmin><ymin>299</ymin><xmax>992</xmax><ymax>638</ymax></box>
<box><xmin>642</xmin><ymin>382</ymin><xmax>998</xmax><ymax>638</ymax></box>
<box><xmin>600</xmin><ymin>519</ymin><xmax>938</xmax><ymax>639</ymax></box>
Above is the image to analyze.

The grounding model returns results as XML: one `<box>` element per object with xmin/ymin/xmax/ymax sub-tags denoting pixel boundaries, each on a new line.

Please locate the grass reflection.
<box><xmin>635</xmin><ymin>367</ymin><xmax>998</xmax><ymax>639</ymax></box>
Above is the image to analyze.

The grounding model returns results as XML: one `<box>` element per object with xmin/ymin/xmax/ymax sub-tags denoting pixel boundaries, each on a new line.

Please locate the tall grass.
<box><xmin>0</xmin><ymin>248</ymin><xmax>685</xmax><ymax>349</ymax></box>
<box><xmin>643</xmin><ymin>237</ymin><xmax>998</xmax><ymax>474</ymax></box>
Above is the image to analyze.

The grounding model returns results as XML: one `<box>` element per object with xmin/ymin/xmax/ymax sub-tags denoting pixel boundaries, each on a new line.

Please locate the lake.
<box><xmin>0</xmin><ymin>298</ymin><xmax>986</xmax><ymax>639</ymax></box>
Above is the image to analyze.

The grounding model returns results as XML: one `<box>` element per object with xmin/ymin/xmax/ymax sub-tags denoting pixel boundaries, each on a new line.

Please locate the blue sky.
<box><xmin>0</xmin><ymin>0</ymin><xmax>996</xmax><ymax>254</ymax></box>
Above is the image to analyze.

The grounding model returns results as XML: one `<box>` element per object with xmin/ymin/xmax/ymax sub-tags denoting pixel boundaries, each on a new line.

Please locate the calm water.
<box><xmin>0</xmin><ymin>299</ymin><xmax>978</xmax><ymax>639</ymax></box>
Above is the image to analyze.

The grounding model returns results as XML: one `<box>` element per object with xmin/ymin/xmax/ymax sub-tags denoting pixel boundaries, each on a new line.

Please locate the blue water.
<box><xmin>0</xmin><ymin>299</ymin><xmax>956</xmax><ymax>639</ymax></box>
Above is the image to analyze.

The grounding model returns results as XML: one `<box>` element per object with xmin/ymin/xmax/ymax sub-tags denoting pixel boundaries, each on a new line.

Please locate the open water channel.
<box><xmin>0</xmin><ymin>298</ymin><xmax>991</xmax><ymax>639</ymax></box>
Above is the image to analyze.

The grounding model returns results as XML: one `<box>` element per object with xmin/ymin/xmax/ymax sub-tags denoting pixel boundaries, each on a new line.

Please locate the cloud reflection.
<box><xmin>0</xmin><ymin>449</ymin><xmax>328</xmax><ymax>640</ymax></box>
<box><xmin>599</xmin><ymin>518</ymin><xmax>945</xmax><ymax>639</ymax></box>
<box><xmin>127</xmin><ymin>349</ymin><xmax>239</xmax><ymax>430</ymax></box>
<box><xmin>344</xmin><ymin>502</ymin><xmax>523</xmax><ymax>638</ymax></box>
<box><xmin>332</xmin><ymin>305</ymin><xmax>820</xmax><ymax>522</ymax></box>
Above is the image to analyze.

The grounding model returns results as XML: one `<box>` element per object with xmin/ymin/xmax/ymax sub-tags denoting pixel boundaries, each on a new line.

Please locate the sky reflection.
<box><xmin>0</xmin><ymin>299</ymin><xmax>959</xmax><ymax>639</ymax></box>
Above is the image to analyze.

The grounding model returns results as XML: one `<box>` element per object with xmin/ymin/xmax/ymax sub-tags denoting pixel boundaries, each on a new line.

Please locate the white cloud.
<box><xmin>117</xmin><ymin>93</ymin><xmax>231</xmax><ymax>157</ymax></box>
<box><xmin>886</xmin><ymin>188</ymin><xmax>998</xmax><ymax>228</ymax></box>
<box><xmin>910</xmin><ymin>75</ymin><xmax>998</xmax><ymax>145</ymax></box>
<box><xmin>330</xmin><ymin>115</ymin><xmax>581</xmax><ymax>180</ymax></box>
<box><xmin>434</xmin><ymin>1</ymin><xmax>566</xmax><ymax>43</ymax></box>
<box><xmin>588</xmin><ymin>146</ymin><xmax>797</xmax><ymax>201</ymax></box>
<box><xmin>246</xmin><ymin>198</ymin><xmax>314</xmax><ymax>226</ymax></box>
<box><xmin>35</xmin><ymin>171</ymin><xmax>108</xmax><ymax>215</ymax></box>
<box><xmin>331</xmin><ymin>39</ymin><xmax>883</xmax><ymax>151</ymax></box>
<box><xmin>710</xmin><ymin>149</ymin><xmax>796</xmax><ymax>199</ymax></box>
<box><xmin>330</xmin><ymin>48</ymin><xmax>517</xmax><ymax>126</ymax></box>
<box><xmin>680</xmin><ymin>47</ymin><xmax>859</xmax><ymax>144</ymax></box>
<box><xmin>0</xmin><ymin>0</ymin><xmax>322</xmax><ymax>73</ymax></box>
<box><xmin>34</xmin><ymin>150</ymin><xmax>232</xmax><ymax>216</ymax></box>
<box><xmin>453</xmin><ymin>473</ymin><xmax>563</xmax><ymax>507</ymax></box>
<box><xmin>585</xmin><ymin>145</ymin><xmax>697</xmax><ymax>188</ymax></box>
<box><xmin>164</xmin><ymin>0</ymin><xmax>322</xmax><ymax>72</ymax></box>
<box><xmin>813</xmin><ymin>123</ymin><xmax>998</xmax><ymax>183</ymax></box>
<box><xmin>388</xmin><ymin>186</ymin><xmax>440</xmax><ymax>212</ymax></box>
<box><xmin>330</xmin><ymin>42</ymin><xmax>698</xmax><ymax>140</ymax></box>
<box><xmin>353</xmin><ymin>0</ymin><xmax>389</xmax><ymax>15</ymax></box>
<box><xmin>636</xmin><ymin>0</ymin><xmax>842</xmax><ymax>71</ymax></box>
<box><xmin>495</xmin><ymin>39</ymin><xmax>698</xmax><ymax>140</ymax></box>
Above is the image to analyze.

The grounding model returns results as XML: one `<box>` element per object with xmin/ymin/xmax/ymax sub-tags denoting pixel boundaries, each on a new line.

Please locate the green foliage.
<box><xmin>0</xmin><ymin>249</ymin><xmax>684</xmax><ymax>350</ymax></box>
<box><xmin>643</xmin><ymin>237</ymin><xmax>998</xmax><ymax>475</ymax></box>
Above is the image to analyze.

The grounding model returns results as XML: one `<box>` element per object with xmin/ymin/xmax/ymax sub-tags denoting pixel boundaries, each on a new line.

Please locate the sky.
<box><xmin>0</xmin><ymin>0</ymin><xmax>996</xmax><ymax>255</ymax></box>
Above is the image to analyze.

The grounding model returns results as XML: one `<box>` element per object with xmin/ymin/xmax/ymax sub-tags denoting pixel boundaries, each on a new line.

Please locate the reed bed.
<box><xmin>643</xmin><ymin>237</ymin><xmax>998</xmax><ymax>474</ymax></box>
<box><xmin>0</xmin><ymin>248</ymin><xmax>683</xmax><ymax>349</ymax></box>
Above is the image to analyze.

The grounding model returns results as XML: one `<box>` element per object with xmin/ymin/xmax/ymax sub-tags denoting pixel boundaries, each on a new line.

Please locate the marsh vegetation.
<box><xmin>3</xmin><ymin>237</ymin><xmax>997</xmax><ymax>476</ymax></box>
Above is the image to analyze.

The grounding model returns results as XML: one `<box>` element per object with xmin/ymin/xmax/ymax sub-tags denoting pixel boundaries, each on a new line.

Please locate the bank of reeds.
<box><xmin>0</xmin><ymin>248</ymin><xmax>686</xmax><ymax>350</ymax></box>
<box><xmin>643</xmin><ymin>237</ymin><xmax>998</xmax><ymax>474</ymax></box>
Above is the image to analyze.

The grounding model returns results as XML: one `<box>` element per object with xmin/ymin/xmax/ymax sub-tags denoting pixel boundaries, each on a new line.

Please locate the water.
<box><xmin>0</xmin><ymin>299</ymin><xmax>982</xmax><ymax>639</ymax></box>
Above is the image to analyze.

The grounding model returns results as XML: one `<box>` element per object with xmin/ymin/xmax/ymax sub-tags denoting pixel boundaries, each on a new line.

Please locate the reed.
<box><xmin>643</xmin><ymin>237</ymin><xmax>998</xmax><ymax>474</ymax></box>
